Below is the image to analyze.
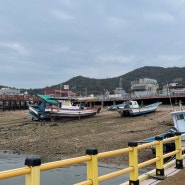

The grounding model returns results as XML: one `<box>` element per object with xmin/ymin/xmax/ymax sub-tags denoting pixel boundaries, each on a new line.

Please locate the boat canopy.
<box><xmin>37</xmin><ymin>94</ymin><xmax>57</xmax><ymax>104</ymax></box>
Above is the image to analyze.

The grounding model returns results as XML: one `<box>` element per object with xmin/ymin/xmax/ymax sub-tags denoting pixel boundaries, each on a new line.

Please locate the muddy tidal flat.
<box><xmin>0</xmin><ymin>106</ymin><xmax>174</xmax><ymax>164</ymax></box>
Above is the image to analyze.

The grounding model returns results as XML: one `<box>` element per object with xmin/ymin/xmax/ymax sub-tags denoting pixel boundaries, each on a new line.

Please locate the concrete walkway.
<box><xmin>140</xmin><ymin>165</ymin><xmax>182</xmax><ymax>185</ymax></box>
<box><xmin>120</xmin><ymin>157</ymin><xmax>185</xmax><ymax>185</ymax></box>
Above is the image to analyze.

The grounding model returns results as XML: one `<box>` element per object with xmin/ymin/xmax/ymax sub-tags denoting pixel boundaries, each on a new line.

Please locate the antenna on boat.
<box><xmin>166</xmin><ymin>81</ymin><xmax>174</xmax><ymax>111</ymax></box>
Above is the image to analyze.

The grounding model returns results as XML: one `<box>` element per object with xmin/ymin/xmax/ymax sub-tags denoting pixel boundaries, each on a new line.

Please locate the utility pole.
<box><xmin>60</xmin><ymin>84</ymin><xmax>62</xmax><ymax>97</ymax></box>
<box><xmin>119</xmin><ymin>77</ymin><xmax>123</xmax><ymax>89</ymax></box>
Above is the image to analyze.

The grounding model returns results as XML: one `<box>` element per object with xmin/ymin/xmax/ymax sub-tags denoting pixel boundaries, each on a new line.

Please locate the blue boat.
<box><xmin>117</xmin><ymin>101</ymin><xmax>162</xmax><ymax>117</ymax></box>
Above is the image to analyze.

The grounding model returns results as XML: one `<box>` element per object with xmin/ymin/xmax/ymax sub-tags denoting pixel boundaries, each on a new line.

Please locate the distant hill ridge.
<box><xmin>2</xmin><ymin>66</ymin><xmax>185</xmax><ymax>95</ymax></box>
<box><xmin>46</xmin><ymin>66</ymin><xmax>185</xmax><ymax>95</ymax></box>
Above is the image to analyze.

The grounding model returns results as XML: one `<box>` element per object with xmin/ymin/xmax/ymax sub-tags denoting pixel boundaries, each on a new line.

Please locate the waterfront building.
<box><xmin>44</xmin><ymin>88</ymin><xmax>76</xmax><ymax>97</ymax></box>
<box><xmin>0</xmin><ymin>88</ymin><xmax>20</xmax><ymax>95</ymax></box>
<box><xmin>131</xmin><ymin>78</ymin><xmax>159</xmax><ymax>97</ymax></box>
<box><xmin>162</xmin><ymin>79</ymin><xmax>185</xmax><ymax>96</ymax></box>
<box><xmin>169</xmin><ymin>82</ymin><xmax>185</xmax><ymax>96</ymax></box>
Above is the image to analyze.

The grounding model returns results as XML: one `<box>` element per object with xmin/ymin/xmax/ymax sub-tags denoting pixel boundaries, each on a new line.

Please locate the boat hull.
<box><xmin>28</xmin><ymin>105</ymin><xmax>97</xmax><ymax>120</ymax></box>
<box><xmin>50</xmin><ymin>109</ymin><xmax>97</xmax><ymax>118</ymax></box>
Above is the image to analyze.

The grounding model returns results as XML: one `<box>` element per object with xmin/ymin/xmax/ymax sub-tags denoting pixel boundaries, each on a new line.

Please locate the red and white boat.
<box><xmin>28</xmin><ymin>95</ymin><xmax>101</xmax><ymax>121</ymax></box>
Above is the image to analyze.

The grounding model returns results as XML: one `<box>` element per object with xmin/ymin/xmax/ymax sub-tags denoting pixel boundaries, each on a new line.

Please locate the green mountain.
<box><xmin>11</xmin><ymin>66</ymin><xmax>185</xmax><ymax>95</ymax></box>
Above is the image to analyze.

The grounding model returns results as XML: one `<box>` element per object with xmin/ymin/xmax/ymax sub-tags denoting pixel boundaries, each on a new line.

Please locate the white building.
<box><xmin>0</xmin><ymin>88</ymin><xmax>20</xmax><ymax>95</ymax></box>
<box><xmin>168</xmin><ymin>82</ymin><xmax>185</xmax><ymax>95</ymax></box>
<box><xmin>131</xmin><ymin>78</ymin><xmax>159</xmax><ymax>97</ymax></box>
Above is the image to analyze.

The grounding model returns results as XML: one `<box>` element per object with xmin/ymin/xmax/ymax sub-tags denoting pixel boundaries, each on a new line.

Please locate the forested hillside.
<box><xmin>10</xmin><ymin>66</ymin><xmax>185</xmax><ymax>95</ymax></box>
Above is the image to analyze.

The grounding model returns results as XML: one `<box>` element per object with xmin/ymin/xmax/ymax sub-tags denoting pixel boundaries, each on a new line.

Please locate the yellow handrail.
<box><xmin>0</xmin><ymin>167</ymin><xmax>30</xmax><ymax>180</ymax></box>
<box><xmin>98</xmin><ymin>147</ymin><xmax>133</xmax><ymax>159</ymax></box>
<box><xmin>98</xmin><ymin>166</ymin><xmax>134</xmax><ymax>182</ymax></box>
<box><xmin>40</xmin><ymin>155</ymin><xmax>91</xmax><ymax>171</ymax></box>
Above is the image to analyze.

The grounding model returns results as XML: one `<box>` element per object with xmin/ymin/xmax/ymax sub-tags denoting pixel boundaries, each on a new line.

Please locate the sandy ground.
<box><xmin>0</xmin><ymin>105</ymin><xmax>184</xmax><ymax>184</ymax></box>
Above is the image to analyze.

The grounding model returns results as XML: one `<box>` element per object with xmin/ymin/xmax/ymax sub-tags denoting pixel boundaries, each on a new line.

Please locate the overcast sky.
<box><xmin>1</xmin><ymin>0</ymin><xmax>185</xmax><ymax>89</ymax></box>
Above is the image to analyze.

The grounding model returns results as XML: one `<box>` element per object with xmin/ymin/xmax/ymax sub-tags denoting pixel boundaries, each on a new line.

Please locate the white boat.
<box><xmin>170</xmin><ymin>102</ymin><xmax>185</xmax><ymax>143</ymax></box>
<box><xmin>47</xmin><ymin>99</ymin><xmax>98</xmax><ymax>118</ymax></box>
<box><xmin>171</xmin><ymin>103</ymin><xmax>185</xmax><ymax>132</ymax></box>
<box><xmin>117</xmin><ymin>100</ymin><xmax>162</xmax><ymax>117</ymax></box>
<box><xmin>28</xmin><ymin>95</ymin><xmax>101</xmax><ymax>121</ymax></box>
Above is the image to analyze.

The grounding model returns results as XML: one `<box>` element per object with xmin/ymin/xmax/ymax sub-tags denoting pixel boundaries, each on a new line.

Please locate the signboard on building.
<box><xmin>64</xmin><ymin>85</ymin><xmax>69</xmax><ymax>90</ymax></box>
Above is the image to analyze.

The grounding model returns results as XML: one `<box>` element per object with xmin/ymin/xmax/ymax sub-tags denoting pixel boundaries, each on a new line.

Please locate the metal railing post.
<box><xmin>155</xmin><ymin>136</ymin><xmax>164</xmax><ymax>177</ymax></box>
<box><xmin>25</xmin><ymin>157</ymin><xmax>41</xmax><ymax>185</ymax></box>
<box><xmin>86</xmin><ymin>148</ymin><xmax>98</xmax><ymax>185</ymax></box>
<box><xmin>128</xmin><ymin>141</ymin><xmax>139</xmax><ymax>185</ymax></box>
<box><xmin>175</xmin><ymin>132</ymin><xmax>183</xmax><ymax>169</ymax></box>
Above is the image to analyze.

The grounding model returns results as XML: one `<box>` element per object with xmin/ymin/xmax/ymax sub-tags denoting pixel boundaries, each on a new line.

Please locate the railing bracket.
<box><xmin>148</xmin><ymin>174</ymin><xmax>166</xmax><ymax>180</ymax></box>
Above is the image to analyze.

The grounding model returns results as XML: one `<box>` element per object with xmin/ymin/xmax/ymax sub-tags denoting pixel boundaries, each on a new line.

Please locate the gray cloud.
<box><xmin>0</xmin><ymin>0</ymin><xmax>184</xmax><ymax>88</ymax></box>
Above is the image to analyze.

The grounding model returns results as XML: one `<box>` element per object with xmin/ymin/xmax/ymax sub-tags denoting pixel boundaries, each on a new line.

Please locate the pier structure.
<box><xmin>0</xmin><ymin>94</ymin><xmax>185</xmax><ymax>111</ymax></box>
<box><xmin>0</xmin><ymin>95</ymin><xmax>40</xmax><ymax>111</ymax></box>
<box><xmin>75</xmin><ymin>94</ymin><xmax>185</xmax><ymax>108</ymax></box>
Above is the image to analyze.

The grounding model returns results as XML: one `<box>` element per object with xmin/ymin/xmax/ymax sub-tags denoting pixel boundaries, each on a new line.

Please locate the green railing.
<box><xmin>0</xmin><ymin>132</ymin><xmax>185</xmax><ymax>185</ymax></box>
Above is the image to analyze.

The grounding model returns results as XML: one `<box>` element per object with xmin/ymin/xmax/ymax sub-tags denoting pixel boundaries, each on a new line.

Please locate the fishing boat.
<box><xmin>117</xmin><ymin>100</ymin><xmax>162</xmax><ymax>117</ymax></box>
<box><xmin>169</xmin><ymin>102</ymin><xmax>185</xmax><ymax>147</ymax></box>
<box><xmin>171</xmin><ymin>102</ymin><xmax>185</xmax><ymax>135</ymax></box>
<box><xmin>28</xmin><ymin>95</ymin><xmax>100</xmax><ymax>121</ymax></box>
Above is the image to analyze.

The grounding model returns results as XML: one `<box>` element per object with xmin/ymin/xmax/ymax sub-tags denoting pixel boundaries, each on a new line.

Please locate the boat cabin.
<box><xmin>60</xmin><ymin>100</ymin><xmax>80</xmax><ymax>110</ymax></box>
<box><xmin>171</xmin><ymin>110</ymin><xmax>185</xmax><ymax>132</ymax></box>
<box><xmin>125</xmin><ymin>101</ymin><xmax>139</xmax><ymax>109</ymax></box>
